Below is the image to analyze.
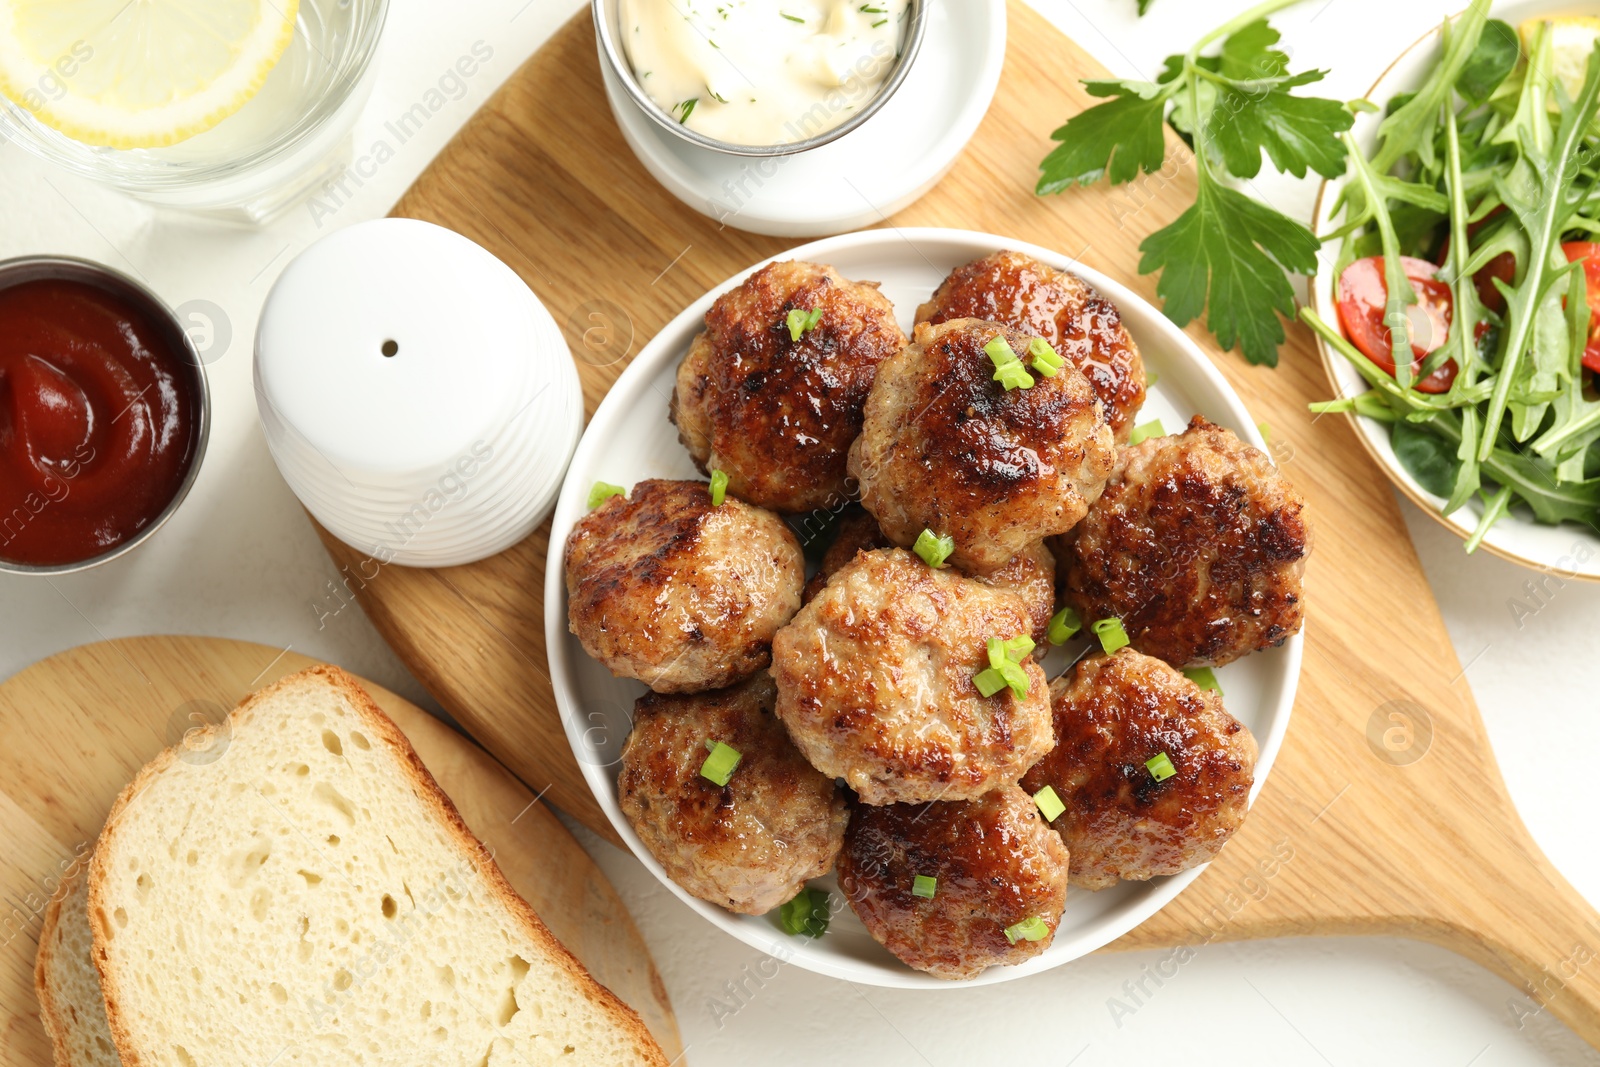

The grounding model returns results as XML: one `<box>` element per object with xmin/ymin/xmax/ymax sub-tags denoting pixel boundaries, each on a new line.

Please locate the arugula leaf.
<box><xmin>1372</xmin><ymin>0</ymin><xmax>1492</xmax><ymax>174</ymax></box>
<box><xmin>1331</xmin><ymin>132</ymin><xmax>1449</xmax><ymax>387</ymax></box>
<box><xmin>1531</xmin><ymin>259</ymin><xmax>1600</xmax><ymax>462</ymax></box>
<box><xmin>1140</xmin><ymin>177</ymin><xmax>1319</xmax><ymax>366</ymax></box>
<box><xmin>1478</xmin><ymin>34</ymin><xmax>1600</xmax><ymax>460</ymax></box>
<box><xmin>1036</xmin><ymin>81</ymin><xmax>1169</xmax><ymax>193</ymax></box>
<box><xmin>1415</xmin><ymin>410</ymin><xmax>1600</xmax><ymax>527</ymax></box>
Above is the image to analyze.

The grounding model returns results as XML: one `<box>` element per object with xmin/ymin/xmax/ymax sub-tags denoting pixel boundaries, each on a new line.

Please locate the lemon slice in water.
<box><xmin>0</xmin><ymin>0</ymin><xmax>300</xmax><ymax>149</ymax></box>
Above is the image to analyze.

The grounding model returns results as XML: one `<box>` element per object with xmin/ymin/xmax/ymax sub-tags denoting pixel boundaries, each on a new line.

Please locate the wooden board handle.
<box><xmin>1429</xmin><ymin>824</ymin><xmax>1600</xmax><ymax>1042</ymax></box>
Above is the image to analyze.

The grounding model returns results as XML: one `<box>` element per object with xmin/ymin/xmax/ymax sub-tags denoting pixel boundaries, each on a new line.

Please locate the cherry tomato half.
<box><xmin>1335</xmin><ymin>255</ymin><xmax>1458</xmax><ymax>394</ymax></box>
<box><xmin>1561</xmin><ymin>242</ymin><xmax>1600</xmax><ymax>374</ymax></box>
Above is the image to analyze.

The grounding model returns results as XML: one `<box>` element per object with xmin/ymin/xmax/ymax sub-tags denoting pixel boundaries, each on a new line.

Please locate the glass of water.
<box><xmin>0</xmin><ymin>0</ymin><xmax>388</xmax><ymax>223</ymax></box>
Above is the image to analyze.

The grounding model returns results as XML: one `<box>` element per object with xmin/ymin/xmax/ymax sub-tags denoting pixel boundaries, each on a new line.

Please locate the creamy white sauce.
<box><xmin>620</xmin><ymin>0</ymin><xmax>911</xmax><ymax>146</ymax></box>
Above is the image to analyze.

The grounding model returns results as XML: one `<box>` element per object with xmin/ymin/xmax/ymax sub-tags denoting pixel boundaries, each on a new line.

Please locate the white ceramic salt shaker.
<box><xmin>254</xmin><ymin>217</ymin><xmax>583</xmax><ymax>567</ymax></box>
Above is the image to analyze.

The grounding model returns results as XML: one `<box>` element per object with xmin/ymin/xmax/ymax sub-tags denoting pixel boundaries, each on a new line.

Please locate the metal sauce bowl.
<box><xmin>593</xmin><ymin>0</ymin><xmax>929</xmax><ymax>158</ymax></box>
<box><xmin>0</xmin><ymin>256</ymin><xmax>210</xmax><ymax>575</ymax></box>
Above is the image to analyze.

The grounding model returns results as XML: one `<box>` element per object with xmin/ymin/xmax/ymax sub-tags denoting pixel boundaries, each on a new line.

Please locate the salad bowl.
<box><xmin>1310</xmin><ymin>0</ymin><xmax>1600</xmax><ymax>580</ymax></box>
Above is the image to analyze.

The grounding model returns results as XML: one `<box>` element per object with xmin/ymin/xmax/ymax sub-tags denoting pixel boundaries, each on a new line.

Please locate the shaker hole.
<box><xmin>381</xmin><ymin>339</ymin><xmax>399</xmax><ymax>358</ymax></box>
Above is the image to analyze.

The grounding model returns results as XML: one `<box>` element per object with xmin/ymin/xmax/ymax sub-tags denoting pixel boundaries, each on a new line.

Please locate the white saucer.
<box><xmin>597</xmin><ymin>0</ymin><xmax>1007</xmax><ymax>238</ymax></box>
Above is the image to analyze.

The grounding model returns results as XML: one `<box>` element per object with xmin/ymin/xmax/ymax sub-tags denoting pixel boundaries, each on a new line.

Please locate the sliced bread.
<box><xmin>35</xmin><ymin>861</ymin><xmax>122</xmax><ymax>1067</ymax></box>
<box><xmin>87</xmin><ymin>665</ymin><xmax>667</xmax><ymax>1067</ymax></box>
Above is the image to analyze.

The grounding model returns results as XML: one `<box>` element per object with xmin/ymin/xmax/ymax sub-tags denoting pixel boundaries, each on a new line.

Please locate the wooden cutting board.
<box><xmin>313</xmin><ymin>0</ymin><xmax>1600</xmax><ymax>1048</ymax></box>
<box><xmin>0</xmin><ymin>636</ymin><xmax>680</xmax><ymax>1064</ymax></box>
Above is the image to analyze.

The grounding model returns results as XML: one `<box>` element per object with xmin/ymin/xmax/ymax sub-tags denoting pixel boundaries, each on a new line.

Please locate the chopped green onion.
<box><xmin>1033</xmin><ymin>785</ymin><xmax>1065</xmax><ymax>823</ymax></box>
<box><xmin>1183</xmin><ymin>667</ymin><xmax>1222</xmax><ymax>693</ymax></box>
<box><xmin>1145</xmin><ymin>751</ymin><xmax>1176</xmax><ymax>782</ymax></box>
<box><xmin>587</xmin><ymin>481</ymin><xmax>626</xmax><ymax>510</ymax></box>
<box><xmin>1003</xmin><ymin>634</ymin><xmax>1035</xmax><ymax>662</ymax></box>
<box><xmin>976</xmin><ymin>637</ymin><xmax>1031</xmax><ymax>699</ymax></box>
<box><xmin>700</xmin><ymin>741</ymin><xmax>742</xmax><ymax>786</ymax></box>
<box><xmin>984</xmin><ymin>336</ymin><xmax>1020</xmax><ymax>367</ymax></box>
<box><xmin>985</xmin><ymin>334</ymin><xmax>1035</xmax><ymax>389</ymax></box>
<box><xmin>1047</xmin><ymin>606</ymin><xmax>1082</xmax><ymax>645</ymax></box>
<box><xmin>1003</xmin><ymin>916</ymin><xmax>1049</xmax><ymax>944</ymax></box>
<box><xmin>1027</xmin><ymin>338</ymin><xmax>1065</xmax><ymax>376</ymax></box>
<box><xmin>785</xmin><ymin>306</ymin><xmax>823</xmax><ymax>341</ymax></box>
<box><xmin>913</xmin><ymin>528</ymin><xmax>953</xmax><ymax>568</ymax></box>
<box><xmin>709</xmin><ymin>469</ymin><xmax>729</xmax><ymax>506</ymax></box>
<box><xmin>1127</xmin><ymin>419</ymin><xmax>1165</xmax><ymax>446</ymax></box>
<box><xmin>993</xmin><ymin>361</ymin><xmax>1035</xmax><ymax>391</ymax></box>
<box><xmin>779</xmin><ymin>889</ymin><xmax>830</xmax><ymax>937</ymax></box>
<box><xmin>1001</xmin><ymin>661</ymin><xmax>1030</xmax><ymax>697</ymax></box>
<box><xmin>1091</xmin><ymin>617</ymin><xmax>1129</xmax><ymax>655</ymax></box>
<box><xmin>912</xmin><ymin>874</ymin><xmax>938</xmax><ymax>899</ymax></box>
<box><xmin>1145</xmin><ymin>371</ymin><xmax>1160</xmax><ymax>389</ymax></box>
<box><xmin>973</xmin><ymin>667</ymin><xmax>1009</xmax><ymax>697</ymax></box>
<box><xmin>1257</xmin><ymin>421</ymin><xmax>1273</xmax><ymax>450</ymax></box>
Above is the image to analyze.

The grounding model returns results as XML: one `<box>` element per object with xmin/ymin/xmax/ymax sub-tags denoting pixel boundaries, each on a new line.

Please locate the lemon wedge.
<box><xmin>0</xmin><ymin>0</ymin><xmax>300</xmax><ymax>149</ymax></box>
<box><xmin>1522</xmin><ymin>15</ymin><xmax>1600</xmax><ymax>101</ymax></box>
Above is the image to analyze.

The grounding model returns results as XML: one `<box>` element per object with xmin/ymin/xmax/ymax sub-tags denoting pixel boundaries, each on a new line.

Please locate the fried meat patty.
<box><xmin>838</xmin><ymin>785</ymin><xmax>1070</xmax><ymax>979</ymax></box>
<box><xmin>618</xmin><ymin>675</ymin><xmax>847</xmax><ymax>914</ymax></box>
<box><xmin>849</xmin><ymin>318</ymin><xmax>1116</xmax><ymax>575</ymax></box>
<box><xmin>565</xmin><ymin>478</ymin><xmax>803</xmax><ymax>692</ymax></box>
<box><xmin>916</xmin><ymin>250</ymin><xmax>1146</xmax><ymax>440</ymax></box>
<box><xmin>1058</xmin><ymin>416</ymin><xmax>1310</xmax><ymax>668</ymax></box>
<box><xmin>1021</xmin><ymin>649</ymin><xmax>1256</xmax><ymax>889</ymax></box>
<box><xmin>771</xmin><ymin>548</ymin><xmax>1052</xmax><ymax>805</ymax></box>
<box><xmin>672</xmin><ymin>260</ymin><xmax>907</xmax><ymax>513</ymax></box>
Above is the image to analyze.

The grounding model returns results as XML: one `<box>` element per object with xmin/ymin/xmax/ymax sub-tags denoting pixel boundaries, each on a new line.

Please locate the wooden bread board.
<box><xmin>312</xmin><ymin>0</ymin><xmax>1600</xmax><ymax>1048</ymax></box>
<box><xmin>0</xmin><ymin>636</ymin><xmax>680</xmax><ymax>1064</ymax></box>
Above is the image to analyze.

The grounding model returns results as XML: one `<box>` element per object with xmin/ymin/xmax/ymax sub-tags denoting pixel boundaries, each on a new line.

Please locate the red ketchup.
<box><xmin>0</xmin><ymin>277</ymin><xmax>201</xmax><ymax>566</ymax></box>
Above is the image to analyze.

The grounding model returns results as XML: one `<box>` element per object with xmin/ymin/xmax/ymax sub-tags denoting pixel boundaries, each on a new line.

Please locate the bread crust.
<box><xmin>34</xmin><ymin>868</ymin><xmax>85</xmax><ymax>1067</ymax></box>
<box><xmin>87</xmin><ymin>665</ymin><xmax>668</xmax><ymax>1067</ymax></box>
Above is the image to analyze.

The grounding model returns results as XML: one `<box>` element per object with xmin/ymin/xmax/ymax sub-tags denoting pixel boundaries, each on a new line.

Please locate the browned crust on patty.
<box><xmin>618</xmin><ymin>675</ymin><xmax>847</xmax><ymax>914</ymax></box>
<box><xmin>672</xmin><ymin>260</ymin><xmax>907</xmax><ymax>513</ymax></box>
<box><xmin>849</xmin><ymin>318</ymin><xmax>1116</xmax><ymax>574</ymax></box>
<box><xmin>565</xmin><ymin>479</ymin><xmax>804</xmax><ymax>692</ymax></box>
<box><xmin>837</xmin><ymin>786</ymin><xmax>1070</xmax><ymax>980</ymax></box>
<box><xmin>916</xmin><ymin>251</ymin><xmax>1146</xmax><ymax>441</ymax></box>
<box><xmin>1021</xmin><ymin>650</ymin><xmax>1257</xmax><ymax>890</ymax></box>
<box><xmin>1059</xmin><ymin>415</ymin><xmax>1311</xmax><ymax>668</ymax></box>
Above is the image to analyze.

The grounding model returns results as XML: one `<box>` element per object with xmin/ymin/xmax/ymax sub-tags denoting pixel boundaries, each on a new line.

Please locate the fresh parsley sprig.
<box><xmin>1037</xmin><ymin>0</ymin><xmax>1352</xmax><ymax>366</ymax></box>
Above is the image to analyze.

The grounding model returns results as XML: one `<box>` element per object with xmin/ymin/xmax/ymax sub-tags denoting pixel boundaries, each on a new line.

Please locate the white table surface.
<box><xmin>3</xmin><ymin>1</ymin><xmax>1598</xmax><ymax>1063</ymax></box>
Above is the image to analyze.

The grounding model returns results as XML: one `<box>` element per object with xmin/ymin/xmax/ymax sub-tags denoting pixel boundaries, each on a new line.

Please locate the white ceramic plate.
<box><xmin>546</xmin><ymin>227</ymin><xmax>1302</xmax><ymax>987</ymax></box>
<box><xmin>1310</xmin><ymin>0</ymin><xmax>1600</xmax><ymax>581</ymax></box>
<box><xmin>596</xmin><ymin>0</ymin><xmax>1005</xmax><ymax>237</ymax></box>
